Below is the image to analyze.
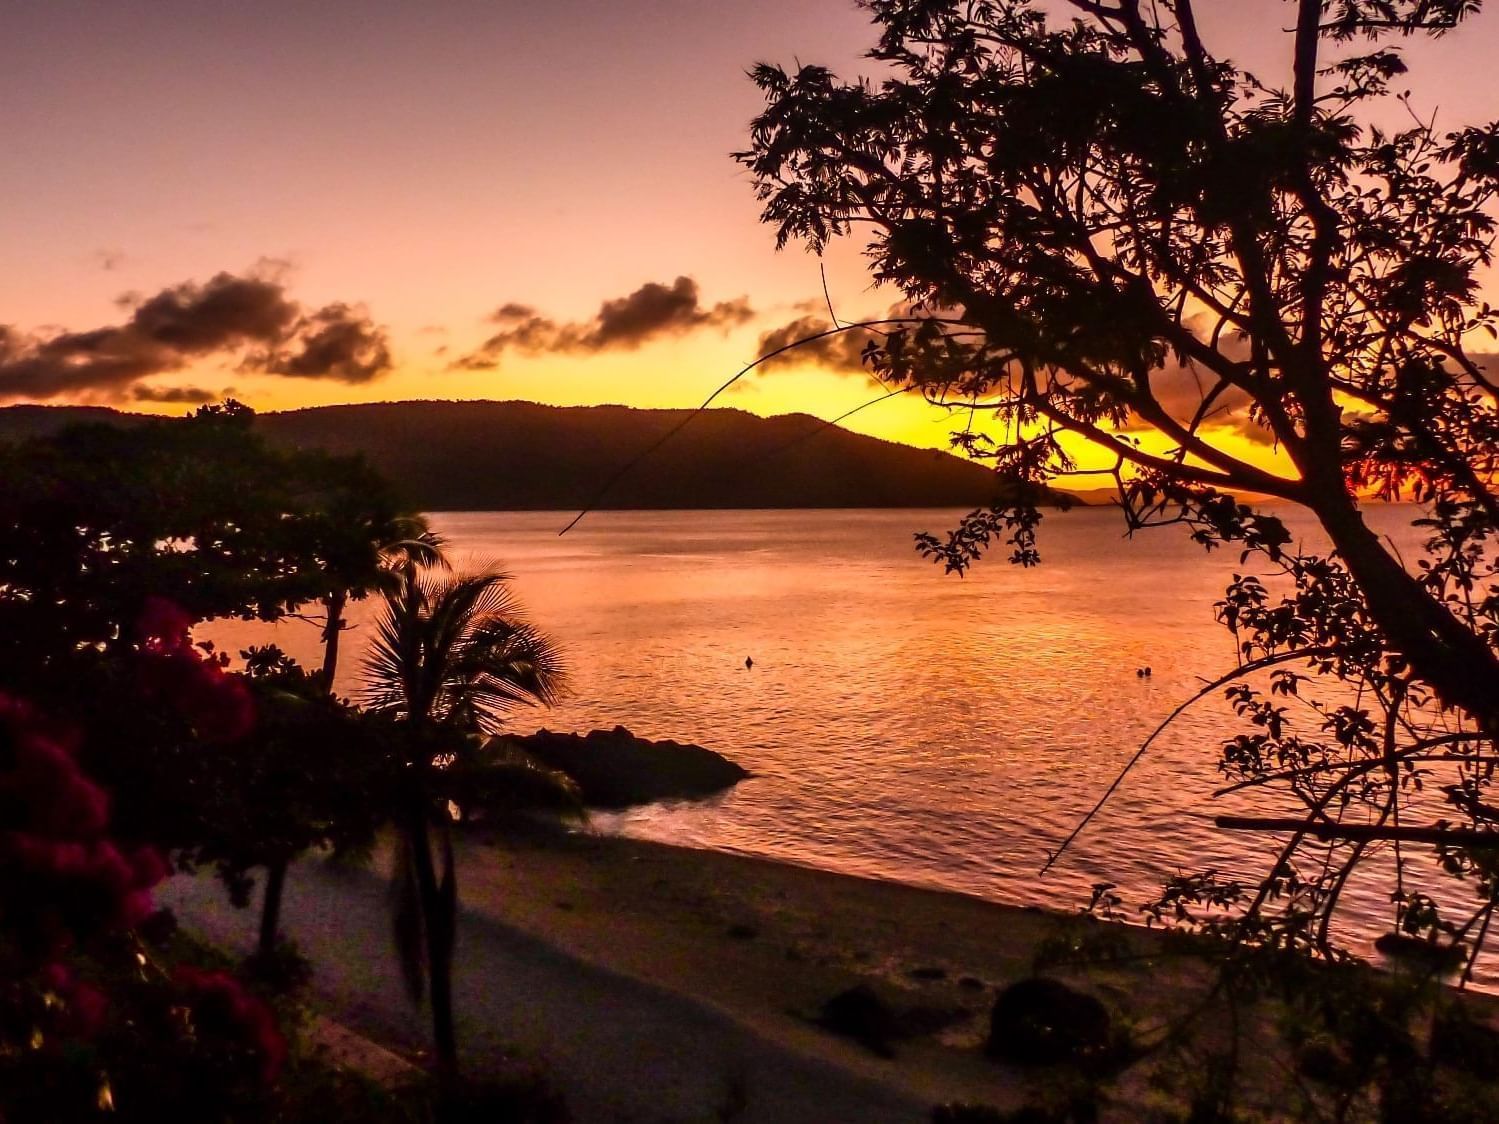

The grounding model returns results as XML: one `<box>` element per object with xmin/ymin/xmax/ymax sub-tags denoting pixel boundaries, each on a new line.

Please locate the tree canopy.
<box><xmin>741</xmin><ymin>0</ymin><xmax>1498</xmax><ymax>967</ymax></box>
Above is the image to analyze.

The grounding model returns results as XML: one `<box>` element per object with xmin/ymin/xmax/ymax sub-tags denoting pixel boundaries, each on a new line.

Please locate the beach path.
<box><xmin>158</xmin><ymin>850</ymin><xmax>937</xmax><ymax>1123</ymax></box>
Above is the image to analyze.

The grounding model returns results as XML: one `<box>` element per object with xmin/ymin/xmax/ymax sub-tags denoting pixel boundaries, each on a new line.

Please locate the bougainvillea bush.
<box><xmin>0</xmin><ymin>630</ymin><xmax>285</xmax><ymax>1121</ymax></box>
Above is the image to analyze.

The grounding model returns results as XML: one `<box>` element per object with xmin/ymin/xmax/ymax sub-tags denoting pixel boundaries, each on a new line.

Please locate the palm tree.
<box><xmin>361</xmin><ymin>565</ymin><xmax>565</xmax><ymax>1077</ymax></box>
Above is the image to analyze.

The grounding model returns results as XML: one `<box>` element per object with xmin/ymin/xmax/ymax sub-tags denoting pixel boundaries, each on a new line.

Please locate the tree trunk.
<box><xmin>320</xmin><ymin>590</ymin><xmax>347</xmax><ymax>693</ymax></box>
<box><xmin>257</xmin><ymin>856</ymin><xmax>289</xmax><ymax>958</ymax></box>
<box><xmin>1307</xmin><ymin>482</ymin><xmax>1499</xmax><ymax>730</ymax></box>
<box><xmin>405</xmin><ymin>799</ymin><xmax>459</xmax><ymax>1079</ymax></box>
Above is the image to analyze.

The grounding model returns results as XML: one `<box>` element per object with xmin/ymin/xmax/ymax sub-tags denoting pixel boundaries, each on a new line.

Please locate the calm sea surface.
<box><xmin>209</xmin><ymin>505</ymin><xmax>1483</xmax><ymax>972</ymax></box>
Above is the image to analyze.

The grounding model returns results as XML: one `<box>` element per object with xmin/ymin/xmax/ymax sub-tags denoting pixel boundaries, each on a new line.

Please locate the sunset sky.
<box><xmin>3</xmin><ymin>0</ymin><xmax>1496</xmax><ymax>459</ymax></box>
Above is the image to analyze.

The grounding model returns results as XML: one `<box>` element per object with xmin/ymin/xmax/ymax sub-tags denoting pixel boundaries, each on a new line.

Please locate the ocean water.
<box><xmin>207</xmin><ymin>504</ymin><xmax>1483</xmax><ymax>971</ymax></box>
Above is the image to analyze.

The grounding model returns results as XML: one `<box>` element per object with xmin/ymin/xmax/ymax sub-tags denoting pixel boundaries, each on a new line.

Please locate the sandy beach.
<box><xmin>159</xmin><ymin>824</ymin><xmax>1269</xmax><ymax>1121</ymax></box>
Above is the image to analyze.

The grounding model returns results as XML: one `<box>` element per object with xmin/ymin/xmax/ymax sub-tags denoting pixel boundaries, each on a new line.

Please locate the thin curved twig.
<box><xmin>1039</xmin><ymin>646</ymin><xmax>1336</xmax><ymax>875</ymax></box>
<box><xmin>557</xmin><ymin>317</ymin><xmax>943</xmax><ymax>535</ymax></box>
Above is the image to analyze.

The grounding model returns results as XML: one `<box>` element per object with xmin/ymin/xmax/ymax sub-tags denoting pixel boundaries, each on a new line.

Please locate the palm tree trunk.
<box><xmin>320</xmin><ymin>589</ymin><xmax>347</xmax><ymax>693</ymax></box>
<box><xmin>257</xmin><ymin>855</ymin><xmax>289</xmax><ymax>958</ymax></box>
<box><xmin>405</xmin><ymin>799</ymin><xmax>459</xmax><ymax>1078</ymax></box>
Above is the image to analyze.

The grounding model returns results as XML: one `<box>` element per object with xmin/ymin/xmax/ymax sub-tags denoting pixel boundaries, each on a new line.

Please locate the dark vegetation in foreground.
<box><xmin>0</xmin><ymin>399</ymin><xmax>1076</xmax><ymax>512</ymax></box>
<box><xmin>0</xmin><ymin>403</ymin><xmax>576</xmax><ymax>1119</ymax></box>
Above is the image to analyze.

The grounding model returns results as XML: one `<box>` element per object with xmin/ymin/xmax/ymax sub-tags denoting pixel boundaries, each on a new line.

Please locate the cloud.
<box><xmin>754</xmin><ymin>314</ymin><xmax>876</xmax><ymax>376</ymax></box>
<box><xmin>750</xmin><ymin>300</ymin><xmax>936</xmax><ymax>387</ymax></box>
<box><xmin>260</xmin><ymin>303</ymin><xmax>391</xmax><ymax>382</ymax></box>
<box><xmin>131</xmin><ymin>384</ymin><xmax>223</xmax><ymax>405</ymax></box>
<box><xmin>0</xmin><ymin>270</ymin><xmax>392</xmax><ymax>401</ymax></box>
<box><xmin>591</xmin><ymin>277</ymin><xmax>751</xmax><ymax>348</ymax></box>
<box><xmin>750</xmin><ymin>308</ymin><xmax>1279</xmax><ymax>446</ymax></box>
<box><xmin>1143</xmin><ymin>352</ymin><xmax>1253</xmax><ymax>428</ymax></box>
<box><xmin>451</xmin><ymin>276</ymin><xmax>752</xmax><ymax>370</ymax></box>
<box><xmin>125</xmin><ymin>272</ymin><xmax>300</xmax><ymax>352</ymax></box>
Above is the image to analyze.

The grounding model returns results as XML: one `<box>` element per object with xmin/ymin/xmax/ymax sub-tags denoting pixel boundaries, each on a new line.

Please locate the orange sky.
<box><xmin>2</xmin><ymin>1</ymin><xmax>1495</xmax><ymax>474</ymax></box>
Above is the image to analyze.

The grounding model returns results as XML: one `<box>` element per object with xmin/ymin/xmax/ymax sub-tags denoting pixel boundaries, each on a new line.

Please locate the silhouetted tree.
<box><xmin>200</xmin><ymin>646</ymin><xmax>399</xmax><ymax>966</ymax></box>
<box><xmin>240</xmin><ymin>455</ymin><xmax>445</xmax><ymax>955</ymax></box>
<box><xmin>0</xmin><ymin>404</ymin><xmax>315</xmax><ymax>690</ymax></box>
<box><xmin>285</xmin><ymin>458</ymin><xmax>446</xmax><ymax>692</ymax></box>
<box><xmin>0</xmin><ymin>406</ymin><xmax>423</xmax><ymax>965</ymax></box>
<box><xmin>740</xmin><ymin>0</ymin><xmax>1497</xmax><ymax>972</ymax></box>
<box><xmin>361</xmin><ymin>566</ymin><xmax>565</xmax><ymax>1077</ymax></box>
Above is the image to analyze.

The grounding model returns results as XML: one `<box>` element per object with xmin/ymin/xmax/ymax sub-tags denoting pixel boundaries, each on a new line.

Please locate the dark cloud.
<box><xmin>261</xmin><ymin>303</ymin><xmax>391</xmax><ymax>383</ymax></box>
<box><xmin>492</xmin><ymin>302</ymin><xmax>536</xmax><ymax>320</ymax></box>
<box><xmin>131</xmin><ymin>384</ymin><xmax>222</xmax><ymax>405</ymax></box>
<box><xmin>126</xmin><ymin>272</ymin><xmax>299</xmax><ymax>351</ymax></box>
<box><xmin>591</xmin><ymin>277</ymin><xmax>751</xmax><ymax>348</ymax></box>
<box><xmin>451</xmin><ymin>277</ymin><xmax>752</xmax><ymax>370</ymax></box>
<box><xmin>755</xmin><ymin>314</ymin><xmax>875</xmax><ymax>376</ymax></box>
<box><xmin>751</xmin><ymin>309</ymin><xmax>1277</xmax><ymax>444</ymax></box>
<box><xmin>1143</xmin><ymin>353</ymin><xmax>1253</xmax><ymax>428</ymax></box>
<box><xmin>0</xmin><ymin>271</ymin><xmax>391</xmax><ymax>401</ymax></box>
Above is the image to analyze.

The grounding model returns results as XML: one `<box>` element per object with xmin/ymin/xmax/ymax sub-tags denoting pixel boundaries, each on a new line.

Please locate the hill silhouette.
<box><xmin>0</xmin><ymin>399</ymin><xmax>1071</xmax><ymax>511</ymax></box>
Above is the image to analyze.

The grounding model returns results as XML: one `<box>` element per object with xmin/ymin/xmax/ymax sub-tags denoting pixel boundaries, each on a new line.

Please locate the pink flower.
<box><xmin>36</xmin><ymin>962</ymin><xmax>109</xmax><ymax>1039</ymax></box>
<box><xmin>133</xmin><ymin>603</ymin><xmax>256</xmax><ymax>743</ymax></box>
<box><xmin>174</xmin><ymin>967</ymin><xmax>286</xmax><ymax>1085</ymax></box>
<box><xmin>136</xmin><ymin>596</ymin><xmax>195</xmax><ymax>647</ymax></box>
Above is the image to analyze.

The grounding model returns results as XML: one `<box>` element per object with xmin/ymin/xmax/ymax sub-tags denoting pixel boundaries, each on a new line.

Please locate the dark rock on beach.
<box><xmin>1373</xmin><ymin>931</ymin><xmax>1466</xmax><ymax>975</ymax></box>
<box><xmin>986</xmin><ymin>978</ymin><xmax>1113</xmax><ymax>1067</ymax></box>
<box><xmin>817</xmin><ymin>985</ymin><xmax>902</xmax><ymax>1057</ymax></box>
<box><xmin>496</xmin><ymin>725</ymin><xmax>749</xmax><ymax>809</ymax></box>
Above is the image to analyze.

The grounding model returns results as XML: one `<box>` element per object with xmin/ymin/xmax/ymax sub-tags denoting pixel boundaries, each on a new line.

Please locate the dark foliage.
<box><xmin>743</xmin><ymin>0</ymin><xmax>1499</xmax><ymax>1114</ymax></box>
<box><xmin>741</xmin><ymin>0</ymin><xmax>1498</xmax><ymax>969</ymax></box>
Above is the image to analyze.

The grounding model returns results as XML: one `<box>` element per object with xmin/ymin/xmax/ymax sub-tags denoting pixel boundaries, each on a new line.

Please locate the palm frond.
<box><xmin>360</xmin><ymin>563</ymin><xmax>565</xmax><ymax>734</ymax></box>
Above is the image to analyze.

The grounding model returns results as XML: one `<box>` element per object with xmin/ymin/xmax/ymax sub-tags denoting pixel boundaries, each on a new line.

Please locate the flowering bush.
<box><xmin>1</xmin><ymin>663</ymin><xmax>285</xmax><ymax>1120</ymax></box>
<box><xmin>0</xmin><ymin>695</ymin><xmax>164</xmax><ymax>959</ymax></box>
<box><xmin>136</xmin><ymin>596</ymin><xmax>255</xmax><ymax>744</ymax></box>
<box><xmin>173</xmin><ymin>966</ymin><xmax>287</xmax><ymax>1085</ymax></box>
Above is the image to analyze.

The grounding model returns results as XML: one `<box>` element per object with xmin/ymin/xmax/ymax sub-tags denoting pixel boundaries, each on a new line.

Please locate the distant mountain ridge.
<box><xmin>0</xmin><ymin>399</ymin><xmax>1074</xmax><ymax>512</ymax></box>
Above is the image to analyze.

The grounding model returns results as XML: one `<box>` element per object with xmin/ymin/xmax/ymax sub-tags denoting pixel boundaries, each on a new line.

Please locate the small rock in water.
<box><xmin>987</xmin><ymin>977</ymin><xmax>1113</xmax><ymax>1066</ymax></box>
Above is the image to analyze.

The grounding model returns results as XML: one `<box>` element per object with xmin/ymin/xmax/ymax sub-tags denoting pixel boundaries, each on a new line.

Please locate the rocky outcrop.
<box><xmin>494</xmin><ymin>726</ymin><xmax>749</xmax><ymax>809</ymax></box>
